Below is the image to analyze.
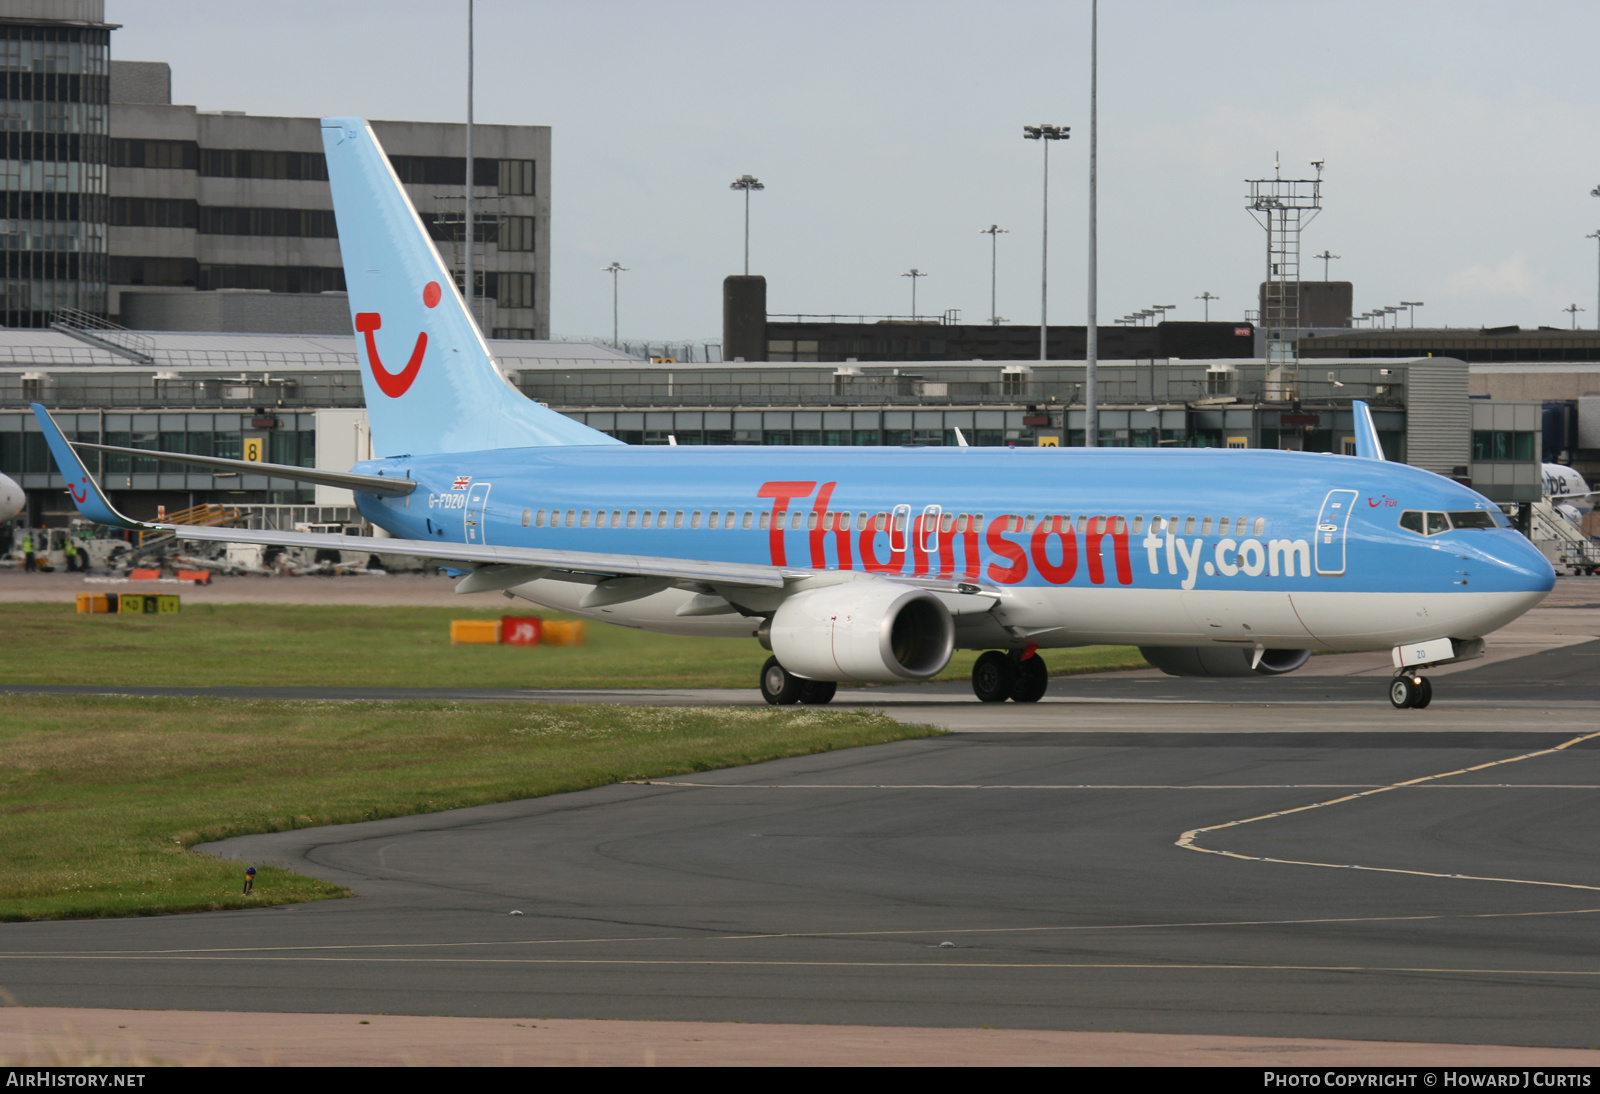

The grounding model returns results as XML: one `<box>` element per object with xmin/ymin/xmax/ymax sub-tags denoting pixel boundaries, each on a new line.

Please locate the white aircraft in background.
<box><xmin>1543</xmin><ymin>463</ymin><xmax>1594</xmax><ymax>527</ymax></box>
<box><xmin>0</xmin><ymin>472</ymin><xmax>22</xmax><ymax>522</ymax></box>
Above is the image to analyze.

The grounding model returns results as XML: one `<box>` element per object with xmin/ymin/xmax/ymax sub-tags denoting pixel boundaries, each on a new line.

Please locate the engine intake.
<box><xmin>770</xmin><ymin>583</ymin><xmax>955</xmax><ymax>683</ymax></box>
<box><xmin>1140</xmin><ymin>646</ymin><xmax>1312</xmax><ymax>678</ymax></box>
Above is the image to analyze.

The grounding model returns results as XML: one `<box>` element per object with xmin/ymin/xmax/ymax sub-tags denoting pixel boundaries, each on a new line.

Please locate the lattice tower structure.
<box><xmin>1246</xmin><ymin>169</ymin><xmax>1323</xmax><ymax>388</ymax></box>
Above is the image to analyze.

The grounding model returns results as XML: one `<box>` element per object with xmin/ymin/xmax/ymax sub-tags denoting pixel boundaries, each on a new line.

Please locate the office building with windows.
<box><xmin>1</xmin><ymin>1</ymin><xmax>549</xmax><ymax>339</ymax></box>
<box><xmin>108</xmin><ymin>68</ymin><xmax>548</xmax><ymax>339</ymax></box>
<box><xmin>0</xmin><ymin>0</ymin><xmax>110</xmax><ymax>329</ymax></box>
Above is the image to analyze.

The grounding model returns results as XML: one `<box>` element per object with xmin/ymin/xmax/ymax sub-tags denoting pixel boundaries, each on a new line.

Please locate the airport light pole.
<box><xmin>1587</xmin><ymin>232</ymin><xmax>1600</xmax><ymax>330</ymax></box>
<box><xmin>1400</xmin><ymin>300</ymin><xmax>1424</xmax><ymax>328</ymax></box>
<box><xmin>463</xmin><ymin>0</ymin><xmax>475</xmax><ymax>325</ymax></box>
<box><xmin>1085</xmin><ymin>0</ymin><xmax>1099</xmax><ymax>446</ymax></box>
<box><xmin>603</xmin><ymin>262</ymin><xmax>628</xmax><ymax>347</ymax></box>
<box><xmin>1312</xmin><ymin>250</ymin><xmax>1340</xmax><ymax>281</ymax></box>
<box><xmin>901</xmin><ymin>268</ymin><xmax>927</xmax><ymax>319</ymax></box>
<box><xmin>981</xmin><ymin>224</ymin><xmax>1008</xmax><ymax>325</ymax></box>
<box><xmin>1196</xmin><ymin>292</ymin><xmax>1219</xmax><ymax>321</ymax></box>
<box><xmin>1151</xmin><ymin>304</ymin><xmax>1176</xmax><ymax>325</ymax></box>
<box><xmin>1564</xmin><ymin>303</ymin><xmax>1586</xmax><ymax>330</ymax></box>
<box><xmin>1023</xmin><ymin>123</ymin><xmax>1070</xmax><ymax>364</ymax></box>
<box><xmin>729</xmin><ymin>175</ymin><xmax>764</xmax><ymax>276</ymax></box>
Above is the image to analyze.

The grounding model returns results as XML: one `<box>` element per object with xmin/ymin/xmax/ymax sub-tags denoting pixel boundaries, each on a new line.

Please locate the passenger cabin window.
<box><xmin>690</xmin><ymin>511</ymin><xmax>702</xmax><ymax>529</ymax></box>
<box><xmin>1252</xmin><ymin>517</ymin><xmax>1265</xmax><ymax>536</ymax></box>
<box><xmin>673</xmin><ymin>511</ymin><xmax>684</xmax><ymax>528</ymax></box>
<box><xmin>521</xmin><ymin>509</ymin><xmax>531</xmax><ymax>528</ymax></box>
<box><xmin>626</xmin><ymin>510</ymin><xmax>637</xmax><ymax>528</ymax></box>
<box><xmin>708</xmin><ymin>511</ymin><xmax>720</xmax><ymax>530</ymax></box>
<box><xmin>534</xmin><ymin>509</ymin><xmax>545</xmax><ymax>528</ymax></box>
<box><xmin>641</xmin><ymin>511</ymin><xmax>653</xmax><ymax>528</ymax></box>
<box><xmin>565</xmin><ymin>509</ymin><xmax>576</xmax><ymax>528</ymax></box>
<box><xmin>1131</xmin><ymin>516</ymin><xmax>1144</xmax><ymax>534</ymax></box>
<box><xmin>759</xmin><ymin>512</ymin><xmax>770</xmax><ymax>530</ymax></box>
<box><xmin>743</xmin><ymin>511</ymin><xmax>753</xmax><ymax>529</ymax></box>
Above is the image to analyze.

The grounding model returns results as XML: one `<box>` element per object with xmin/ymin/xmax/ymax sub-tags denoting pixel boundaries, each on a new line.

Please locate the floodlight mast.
<box><xmin>1400</xmin><ymin>301</ymin><xmax>1424</xmax><ymax>328</ymax></box>
<box><xmin>901</xmin><ymin>268</ymin><xmax>927</xmax><ymax>320</ymax></box>
<box><xmin>602</xmin><ymin>262</ymin><xmax>629</xmax><ymax>347</ymax></box>
<box><xmin>463</xmin><ymin>0</ymin><xmax>475</xmax><ymax>325</ymax></box>
<box><xmin>1586</xmin><ymin>232</ymin><xmax>1600</xmax><ymax>330</ymax></box>
<box><xmin>1312</xmin><ymin>250</ymin><xmax>1340</xmax><ymax>281</ymax></box>
<box><xmin>981</xmin><ymin>224</ymin><xmax>1008</xmax><ymax>325</ymax></box>
<box><xmin>1023</xmin><ymin>123</ymin><xmax>1070</xmax><ymax>366</ymax></box>
<box><xmin>729</xmin><ymin>175</ymin><xmax>764</xmax><ymax>276</ymax></box>
<box><xmin>1564</xmin><ymin>303</ymin><xmax>1586</xmax><ymax>330</ymax></box>
<box><xmin>1196</xmin><ymin>291</ymin><xmax>1219</xmax><ymax>320</ymax></box>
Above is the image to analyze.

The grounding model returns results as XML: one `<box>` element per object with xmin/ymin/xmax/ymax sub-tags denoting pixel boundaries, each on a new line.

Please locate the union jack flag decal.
<box><xmin>452</xmin><ymin>476</ymin><xmax>472</xmax><ymax>490</ymax></box>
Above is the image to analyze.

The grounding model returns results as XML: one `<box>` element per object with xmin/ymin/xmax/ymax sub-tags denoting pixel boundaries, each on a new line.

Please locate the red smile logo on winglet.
<box><xmin>69</xmin><ymin>476</ymin><xmax>87</xmax><ymax>504</ymax></box>
<box><xmin>355</xmin><ymin>282</ymin><xmax>441</xmax><ymax>398</ymax></box>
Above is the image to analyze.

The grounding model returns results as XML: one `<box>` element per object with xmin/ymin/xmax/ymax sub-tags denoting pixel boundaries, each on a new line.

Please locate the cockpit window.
<box><xmin>1398</xmin><ymin>510</ymin><xmax>1425</xmax><ymax>535</ymax></box>
<box><xmin>1447</xmin><ymin>511</ymin><xmax>1497</xmax><ymax>530</ymax></box>
<box><xmin>1425</xmin><ymin>511</ymin><xmax>1451</xmax><ymax>535</ymax></box>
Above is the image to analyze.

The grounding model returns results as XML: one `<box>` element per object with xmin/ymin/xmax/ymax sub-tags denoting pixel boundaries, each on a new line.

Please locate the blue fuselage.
<box><xmin>353</xmin><ymin>445</ymin><xmax>1553</xmax><ymax>601</ymax></box>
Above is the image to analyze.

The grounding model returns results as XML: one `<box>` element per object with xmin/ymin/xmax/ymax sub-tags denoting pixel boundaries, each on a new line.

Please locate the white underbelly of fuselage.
<box><xmin>492</xmin><ymin>579</ymin><xmax>1545</xmax><ymax>652</ymax></box>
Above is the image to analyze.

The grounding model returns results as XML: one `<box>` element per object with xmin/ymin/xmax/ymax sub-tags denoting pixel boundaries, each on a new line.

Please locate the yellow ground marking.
<box><xmin>1175</xmin><ymin>730</ymin><xmax>1600</xmax><ymax>891</ymax></box>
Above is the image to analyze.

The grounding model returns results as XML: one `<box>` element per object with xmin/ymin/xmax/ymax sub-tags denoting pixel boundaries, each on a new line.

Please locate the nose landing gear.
<box><xmin>1388</xmin><ymin>673</ymin><xmax>1433</xmax><ymax>709</ymax></box>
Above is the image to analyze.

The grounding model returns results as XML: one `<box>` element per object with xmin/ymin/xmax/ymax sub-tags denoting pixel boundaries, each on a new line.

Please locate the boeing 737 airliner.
<box><xmin>32</xmin><ymin>117</ymin><xmax>1555</xmax><ymax>709</ymax></box>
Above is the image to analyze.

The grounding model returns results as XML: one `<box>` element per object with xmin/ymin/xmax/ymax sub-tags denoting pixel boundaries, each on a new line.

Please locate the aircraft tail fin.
<box><xmin>1351</xmin><ymin>400</ymin><xmax>1386</xmax><ymax>460</ymax></box>
<box><xmin>320</xmin><ymin>117</ymin><xmax>620</xmax><ymax>456</ymax></box>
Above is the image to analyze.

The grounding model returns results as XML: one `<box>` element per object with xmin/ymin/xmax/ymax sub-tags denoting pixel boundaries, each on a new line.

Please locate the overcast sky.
<box><xmin>108</xmin><ymin>1</ymin><xmax>1600</xmax><ymax>343</ymax></box>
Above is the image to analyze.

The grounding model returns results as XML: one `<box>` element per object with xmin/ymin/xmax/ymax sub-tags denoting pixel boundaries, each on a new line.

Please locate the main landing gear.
<box><xmin>1389</xmin><ymin>672</ymin><xmax>1433</xmax><ymax>709</ymax></box>
<box><xmin>760</xmin><ymin>656</ymin><xmax>837</xmax><ymax>706</ymax></box>
<box><xmin>971</xmin><ymin>648</ymin><xmax>1049</xmax><ymax>704</ymax></box>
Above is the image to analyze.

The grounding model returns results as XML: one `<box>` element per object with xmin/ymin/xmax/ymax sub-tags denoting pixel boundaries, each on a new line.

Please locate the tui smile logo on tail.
<box><xmin>69</xmin><ymin>476</ymin><xmax>87</xmax><ymax>504</ymax></box>
<box><xmin>355</xmin><ymin>281</ymin><xmax>441</xmax><ymax>398</ymax></box>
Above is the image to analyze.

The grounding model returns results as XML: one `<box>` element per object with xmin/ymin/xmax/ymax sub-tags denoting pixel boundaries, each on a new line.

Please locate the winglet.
<box><xmin>29</xmin><ymin>403</ymin><xmax>156</xmax><ymax>531</ymax></box>
<box><xmin>1351</xmin><ymin>399</ymin><xmax>1386</xmax><ymax>460</ymax></box>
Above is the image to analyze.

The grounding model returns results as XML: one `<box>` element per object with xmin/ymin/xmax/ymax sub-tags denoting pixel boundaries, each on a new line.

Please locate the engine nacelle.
<box><xmin>1140</xmin><ymin>646</ymin><xmax>1313</xmax><ymax>678</ymax></box>
<box><xmin>770</xmin><ymin>583</ymin><xmax>955</xmax><ymax>683</ymax></box>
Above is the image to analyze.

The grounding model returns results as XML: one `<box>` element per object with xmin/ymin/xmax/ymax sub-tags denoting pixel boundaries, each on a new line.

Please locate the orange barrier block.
<box><xmin>75</xmin><ymin>593</ymin><xmax>112</xmax><ymax>614</ymax></box>
<box><xmin>501</xmin><ymin>616</ymin><xmax>542</xmax><ymax>646</ymax></box>
<box><xmin>540</xmin><ymin>620</ymin><xmax>587</xmax><ymax>647</ymax></box>
<box><xmin>176</xmin><ymin>570</ymin><xmax>211</xmax><ymax>585</ymax></box>
<box><xmin>450</xmin><ymin>619</ymin><xmax>501</xmax><ymax>645</ymax></box>
<box><xmin>129</xmin><ymin>569</ymin><xmax>161</xmax><ymax>580</ymax></box>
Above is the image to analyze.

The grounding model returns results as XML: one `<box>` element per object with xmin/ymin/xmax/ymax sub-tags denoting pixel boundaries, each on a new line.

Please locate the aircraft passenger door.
<box><xmin>464</xmin><ymin>482</ymin><xmax>492</xmax><ymax>546</ymax></box>
<box><xmin>1314</xmin><ymin>488</ymin><xmax>1358</xmax><ymax>576</ymax></box>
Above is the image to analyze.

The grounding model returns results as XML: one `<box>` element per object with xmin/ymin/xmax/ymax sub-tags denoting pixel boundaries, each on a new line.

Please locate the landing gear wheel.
<box><xmin>798</xmin><ymin>679</ymin><xmax>837</xmax><ymax>705</ymax></box>
<box><xmin>1389</xmin><ymin>675</ymin><xmax>1421</xmax><ymax>709</ymax></box>
<box><xmin>972</xmin><ymin>650</ymin><xmax>1015</xmax><ymax>703</ymax></box>
<box><xmin>760</xmin><ymin>656</ymin><xmax>804</xmax><ymax>706</ymax></box>
<box><xmin>1009</xmin><ymin>653</ymin><xmax>1049</xmax><ymax>703</ymax></box>
<box><xmin>1412</xmin><ymin>676</ymin><xmax>1432</xmax><ymax>709</ymax></box>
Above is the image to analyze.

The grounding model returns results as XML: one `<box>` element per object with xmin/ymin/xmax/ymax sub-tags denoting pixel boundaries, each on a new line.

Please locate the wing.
<box><xmin>33</xmin><ymin>402</ymin><xmax>792</xmax><ymax>590</ymax></box>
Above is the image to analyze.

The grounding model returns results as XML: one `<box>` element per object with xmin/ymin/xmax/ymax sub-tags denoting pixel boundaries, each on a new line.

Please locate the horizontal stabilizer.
<box><xmin>71</xmin><ymin>442</ymin><xmax>415</xmax><ymax>496</ymax></box>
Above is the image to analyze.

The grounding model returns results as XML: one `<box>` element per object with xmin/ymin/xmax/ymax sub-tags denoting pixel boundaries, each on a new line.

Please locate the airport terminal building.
<box><xmin>0</xmin><ymin>324</ymin><xmax>1558</xmax><ymax>529</ymax></box>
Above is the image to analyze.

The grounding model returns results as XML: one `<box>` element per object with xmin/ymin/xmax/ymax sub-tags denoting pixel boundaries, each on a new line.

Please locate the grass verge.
<box><xmin>0</xmin><ymin>694</ymin><xmax>941</xmax><ymax>922</ymax></box>
<box><xmin>0</xmin><ymin>602</ymin><xmax>1148</xmax><ymax>689</ymax></box>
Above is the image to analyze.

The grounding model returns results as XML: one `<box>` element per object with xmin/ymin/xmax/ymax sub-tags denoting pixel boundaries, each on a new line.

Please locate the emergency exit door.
<box><xmin>463</xmin><ymin>483</ymin><xmax>491</xmax><ymax>545</ymax></box>
<box><xmin>1314</xmin><ymin>488</ymin><xmax>1357</xmax><ymax>576</ymax></box>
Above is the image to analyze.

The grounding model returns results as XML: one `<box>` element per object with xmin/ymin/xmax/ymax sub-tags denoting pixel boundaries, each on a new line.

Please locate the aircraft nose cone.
<box><xmin>1492</xmin><ymin>530</ymin><xmax>1556</xmax><ymax>593</ymax></box>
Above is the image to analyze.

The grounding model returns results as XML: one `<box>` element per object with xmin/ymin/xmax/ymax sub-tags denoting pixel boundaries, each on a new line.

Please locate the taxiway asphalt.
<box><xmin>2</xmin><ymin>642</ymin><xmax>1600</xmax><ymax>1046</ymax></box>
